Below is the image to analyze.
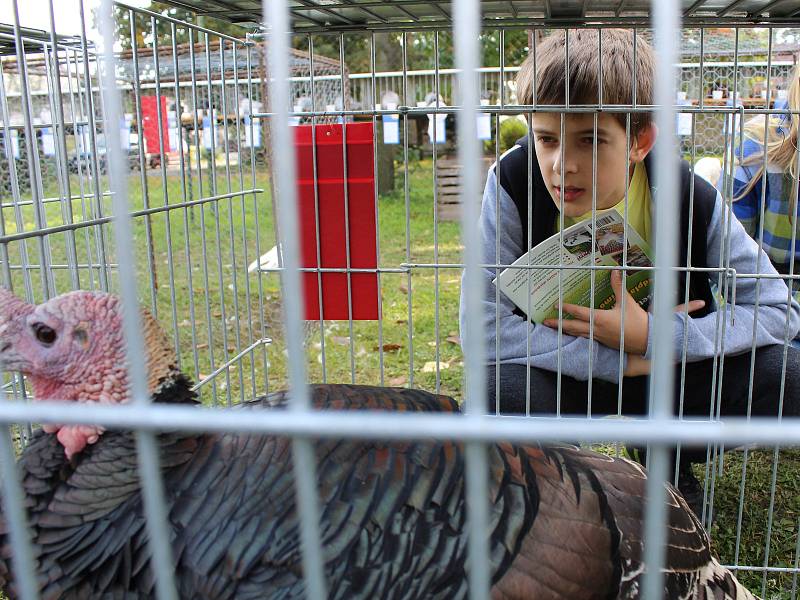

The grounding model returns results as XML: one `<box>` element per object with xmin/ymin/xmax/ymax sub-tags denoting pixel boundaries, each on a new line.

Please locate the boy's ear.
<box><xmin>630</xmin><ymin>123</ymin><xmax>658</xmax><ymax>163</ymax></box>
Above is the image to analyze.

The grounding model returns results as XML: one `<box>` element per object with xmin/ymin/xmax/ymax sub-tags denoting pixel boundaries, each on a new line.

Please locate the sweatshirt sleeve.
<box><xmin>460</xmin><ymin>167</ymin><xmax>627</xmax><ymax>383</ymax></box>
<box><xmin>643</xmin><ymin>191</ymin><xmax>800</xmax><ymax>362</ymax></box>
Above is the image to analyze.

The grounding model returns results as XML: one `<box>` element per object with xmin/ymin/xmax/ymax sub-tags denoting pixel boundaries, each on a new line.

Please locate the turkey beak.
<box><xmin>0</xmin><ymin>288</ymin><xmax>34</xmax><ymax>370</ymax></box>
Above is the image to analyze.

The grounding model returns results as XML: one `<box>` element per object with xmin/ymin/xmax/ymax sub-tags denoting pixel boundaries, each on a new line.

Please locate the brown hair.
<box><xmin>515</xmin><ymin>29</ymin><xmax>656</xmax><ymax>136</ymax></box>
<box><xmin>735</xmin><ymin>64</ymin><xmax>799</xmax><ymax>222</ymax></box>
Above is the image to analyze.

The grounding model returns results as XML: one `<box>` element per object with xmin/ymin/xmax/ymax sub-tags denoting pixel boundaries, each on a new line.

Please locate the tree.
<box><xmin>106</xmin><ymin>3</ymin><xmax>537</xmax><ymax>71</ymax></box>
<box><xmin>106</xmin><ymin>2</ymin><xmax>246</xmax><ymax>51</ymax></box>
<box><xmin>295</xmin><ymin>29</ymin><xmax>531</xmax><ymax>76</ymax></box>
<box><xmin>290</xmin><ymin>34</ymin><xmax>372</xmax><ymax>73</ymax></box>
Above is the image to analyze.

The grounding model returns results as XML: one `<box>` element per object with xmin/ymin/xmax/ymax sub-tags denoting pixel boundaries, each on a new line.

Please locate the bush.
<box><xmin>484</xmin><ymin>116</ymin><xmax>528</xmax><ymax>155</ymax></box>
<box><xmin>0</xmin><ymin>158</ymin><xmax>32</xmax><ymax>195</ymax></box>
<box><xmin>499</xmin><ymin>117</ymin><xmax>528</xmax><ymax>152</ymax></box>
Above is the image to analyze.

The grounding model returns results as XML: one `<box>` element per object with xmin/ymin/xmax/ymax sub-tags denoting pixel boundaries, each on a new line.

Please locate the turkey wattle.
<box><xmin>0</xmin><ymin>288</ymin><xmax>758</xmax><ymax>599</ymax></box>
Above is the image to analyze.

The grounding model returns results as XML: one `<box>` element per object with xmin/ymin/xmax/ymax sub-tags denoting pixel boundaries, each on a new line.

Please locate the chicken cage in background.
<box><xmin>1</xmin><ymin>0</ymin><xmax>800</xmax><ymax>597</ymax></box>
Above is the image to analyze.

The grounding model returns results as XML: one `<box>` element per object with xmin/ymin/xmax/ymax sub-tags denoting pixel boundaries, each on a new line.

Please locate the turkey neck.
<box><xmin>140</xmin><ymin>308</ymin><xmax>183</xmax><ymax>398</ymax></box>
<box><xmin>35</xmin><ymin>372</ymin><xmax>201</xmax><ymax>474</ymax></box>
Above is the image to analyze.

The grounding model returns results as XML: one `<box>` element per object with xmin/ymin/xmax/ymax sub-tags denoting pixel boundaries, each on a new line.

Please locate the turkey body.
<box><xmin>0</xmin><ymin>380</ymin><xmax>756</xmax><ymax>599</ymax></box>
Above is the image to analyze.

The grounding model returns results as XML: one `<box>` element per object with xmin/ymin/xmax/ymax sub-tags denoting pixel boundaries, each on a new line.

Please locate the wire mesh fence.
<box><xmin>1</xmin><ymin>0</ymin><xmax>800</xmax><ymax>598</ymax></box>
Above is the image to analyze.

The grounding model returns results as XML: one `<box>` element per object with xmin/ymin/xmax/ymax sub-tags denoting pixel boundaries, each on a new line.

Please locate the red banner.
<box><xmin>140</xmin><ymin>95</ymin><xmax>169</xmax><ymax>154</ymax></box>
<box><xmin>295</xmin><ymin>123</ymin><xmax>379</xmax><ymax>321</ymax></box>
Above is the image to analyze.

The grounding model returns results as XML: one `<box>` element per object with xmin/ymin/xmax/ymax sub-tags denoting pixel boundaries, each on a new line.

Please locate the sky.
<box><xmin>0</xmin><ymin>0</ymin><xmax>152</xmax><ymax>43</ymax></box>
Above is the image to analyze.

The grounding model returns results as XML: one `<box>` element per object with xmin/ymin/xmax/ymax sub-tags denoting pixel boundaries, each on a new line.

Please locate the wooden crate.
<box><xmin>435</xmin><ymin>156</ymin><xmax>494</xmax><ymax>221</ymax></box>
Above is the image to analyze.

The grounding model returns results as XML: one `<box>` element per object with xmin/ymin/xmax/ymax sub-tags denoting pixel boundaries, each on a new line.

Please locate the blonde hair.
<box><xmin>735</xmin><ymin>64</ymin><xmax>800</xmax><ymax>222</ymax></box>
<box><xmin>515</xmin><ymin>29</ymin><xmax>655</xmax><ymax>136</ymax></box>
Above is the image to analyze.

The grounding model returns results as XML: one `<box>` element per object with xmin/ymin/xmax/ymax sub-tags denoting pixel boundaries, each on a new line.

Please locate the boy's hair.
<box><xmin>516</xmin><ymin>29</ymin><xmax>655</xmax><ymax>136</ymax></box>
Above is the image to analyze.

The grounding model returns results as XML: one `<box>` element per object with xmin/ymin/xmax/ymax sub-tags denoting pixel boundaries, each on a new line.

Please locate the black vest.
<box><xmin>495</xmin><ymin>135</ymin><xmax>717</xmax><ymax>318</ymax></box>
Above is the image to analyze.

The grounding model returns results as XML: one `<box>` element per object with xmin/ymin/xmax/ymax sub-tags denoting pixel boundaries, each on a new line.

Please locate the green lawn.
<box><xmin>704</xmin><ymin>448</ymin><xmax>800</xmax><ymax>597</ymax></box>
<box><xmin>2</xmin><ymin>155</ymin><xmax>800</xmax><ymax>597</ymax></box>
<box><xmin>3</xmin><ymin>156</ymin><xmax>466</xmax><ymax>402</ymax></box>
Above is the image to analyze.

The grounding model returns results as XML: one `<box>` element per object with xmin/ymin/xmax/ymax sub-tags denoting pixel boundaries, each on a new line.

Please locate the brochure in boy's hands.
<box><xmin>493</xmin><ymin>208</ymin><xmax>653</xmax><ymax>323</ymax></box>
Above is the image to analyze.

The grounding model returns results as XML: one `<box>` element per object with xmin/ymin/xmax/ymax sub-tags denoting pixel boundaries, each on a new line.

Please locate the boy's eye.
<box><xmin>582</xmin><ymin>137</ymin><xmax>606</xmax><ymax>145</ymax></box>
<box><xmin>536</xmin><ymin>136</ymin><xmax>557</xmax><ymax>144</ymax></box>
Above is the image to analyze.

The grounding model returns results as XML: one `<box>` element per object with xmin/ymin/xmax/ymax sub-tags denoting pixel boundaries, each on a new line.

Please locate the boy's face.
<box><xmin>531</xmin><ymin>113</ymin><xmax>655</xmax><ymax>218</ymax></box>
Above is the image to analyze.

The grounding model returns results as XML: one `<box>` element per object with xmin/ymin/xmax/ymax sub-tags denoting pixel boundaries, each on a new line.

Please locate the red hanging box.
<box><xmin>294</xmin><ymin>122</ymin><xmax>379</xmax><ymax>321</ymax></box>
<box><xmin>140</xmin><ymin>95</ymin><xmax>169</xmax><ymax>154</ymax></box>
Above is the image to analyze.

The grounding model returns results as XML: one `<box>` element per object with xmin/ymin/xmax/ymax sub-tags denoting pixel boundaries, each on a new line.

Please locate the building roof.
<box><xmin>0</xmin><ymin>23</ymin><xmax>81</xmax><ymax>57</ymax></box>
<box><xmin>113</xmin><ymin>40</ymin><xmax>342</xmax><ymax>84</ymax></box>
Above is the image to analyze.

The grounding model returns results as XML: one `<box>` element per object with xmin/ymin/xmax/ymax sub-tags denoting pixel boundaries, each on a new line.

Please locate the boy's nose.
<box><xmin>552</xmin><ymin>150</ymin><xmax>579</xmax><ymax>175</ymax></box>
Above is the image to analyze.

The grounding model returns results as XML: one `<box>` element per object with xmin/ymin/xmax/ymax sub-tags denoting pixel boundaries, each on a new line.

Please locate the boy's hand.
<box><xmin>542</xmin><ymin>269</ymin><xmax>706</xmax><ymax>355</ymax></box>
<box><xmin>624</xmin><ymin>354</ymin><xmax>651</xmax><ymax>377</ymax></box>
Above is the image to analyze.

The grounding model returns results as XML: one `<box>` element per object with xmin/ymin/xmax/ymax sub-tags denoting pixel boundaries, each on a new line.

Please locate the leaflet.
<box><xmin>493</xmin><ymin>208</ymin><xmax>653</xmax><ymax>323</ymax></box>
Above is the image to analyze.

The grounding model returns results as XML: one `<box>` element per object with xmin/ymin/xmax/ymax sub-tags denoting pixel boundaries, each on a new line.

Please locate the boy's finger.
<box><xmin>557</xmin><ymin>320</ymin><xmax>592</xmax><ymax>338</ymax></box>
<box><xmin>561</xmin><ymin>303</ymin><xmax>592</xmax><ymax>321</ymax></box>
<box><xmin>541</xmin><ymin>318</ymin><xmax>590</xmax><ymax>337</ymax></box>
<box><xmin>610</xmin><ymin>269</ymin><xmax>624</xmax><ymax>292</ymax></box>
<box><xmin>673</xmin><ymin>299</ymin><xmax>706</xmax><ymax>314</ymax></box>
<box><xmin>610</xmin><ymin>269</ymin><xmax>636</xmax><ymax>304</ymax></box>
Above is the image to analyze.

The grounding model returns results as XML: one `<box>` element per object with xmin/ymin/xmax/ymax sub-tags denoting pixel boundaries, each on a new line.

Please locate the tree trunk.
<box><xmin>374</xmin><ymin>33</ymin><xmax>399</xmax><ymax>195</ymax></box>
<box><xmin>259</xmin><ymin>42</ymin><xmax>281</xmax><ymax>245</ymax></box>
<box><xmin>376</xmin><ymin>121</ymin><xmax>395</xmax><ymax>195</ymax></box>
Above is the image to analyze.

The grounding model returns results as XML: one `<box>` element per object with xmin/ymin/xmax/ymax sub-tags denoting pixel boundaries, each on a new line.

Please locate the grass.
<box><xmin>704</xmin><ymin>448</ymin><xmax>800</xmax><ymax>598</ymax></box>
<box><xmin>3</xmin><ymin>155</ymin><xmax>800</xmax><ymax>597</ymax></box>
<box><xmin>3</xmin><ymin>156</ymin><xmax>466</xmax><ymax>402</ymax></box>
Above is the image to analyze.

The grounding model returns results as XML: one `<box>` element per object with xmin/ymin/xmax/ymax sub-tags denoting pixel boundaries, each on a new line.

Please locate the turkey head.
<box><xmin>0</xmin><ymin>289</ymin><xmax>176</xmax><ymax>458</ymax></box>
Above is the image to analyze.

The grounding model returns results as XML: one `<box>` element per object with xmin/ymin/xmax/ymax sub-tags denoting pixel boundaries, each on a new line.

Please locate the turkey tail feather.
<box><xmin>691</xmin><ymin>559</ymin><xmax>760</xmax><ymax>600</ymax></box>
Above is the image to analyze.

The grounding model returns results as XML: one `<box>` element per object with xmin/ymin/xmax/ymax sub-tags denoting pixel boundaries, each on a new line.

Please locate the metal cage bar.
<box><xmin>262</xmin><ymin>0</ymin><xmax>327</xmax><ymax>597</ymax></box>
<box><xmin>1</xmin><ymin>2</ymin><xmax>800</xmax><ymax>597</ymax></box>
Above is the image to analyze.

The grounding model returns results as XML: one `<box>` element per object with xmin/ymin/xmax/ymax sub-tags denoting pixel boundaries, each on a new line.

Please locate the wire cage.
<box><xmin>1</xmin><ymin>0</ymin><xmax>800</xmax><ymax>598</ymax></box>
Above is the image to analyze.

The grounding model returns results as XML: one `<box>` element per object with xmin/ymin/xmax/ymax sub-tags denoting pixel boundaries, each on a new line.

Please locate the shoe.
<box><xmin>677</xmin><ymin>464</ymin><xmax>705</xmax><ymax>519</ymax></box>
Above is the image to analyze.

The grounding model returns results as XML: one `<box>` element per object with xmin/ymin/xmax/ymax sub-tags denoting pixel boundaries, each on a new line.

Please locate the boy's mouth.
<box><xmin>553</xmin><ymin>186</ymin><xmax>585</xmax><ymax>202</ymax></box>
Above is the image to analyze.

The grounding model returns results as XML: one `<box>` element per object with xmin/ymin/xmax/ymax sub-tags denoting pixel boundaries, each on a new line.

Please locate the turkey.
<box><xmin>0</xmin><ymin>288</ymin><xmax>758</xmax><ymax>599</ymax></box>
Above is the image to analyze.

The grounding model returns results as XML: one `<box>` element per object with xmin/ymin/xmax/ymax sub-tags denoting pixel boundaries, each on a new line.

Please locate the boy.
<box><xmin>460</xmin><ymin>29</ymin><xmax>800</xmax><ymax>513</ymax></box>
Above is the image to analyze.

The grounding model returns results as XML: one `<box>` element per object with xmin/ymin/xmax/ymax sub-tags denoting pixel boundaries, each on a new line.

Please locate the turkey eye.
<box><xmin>33</xmin><ymin>323</ymin><xmax>57</xmax><ymax>346</ymax></box>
